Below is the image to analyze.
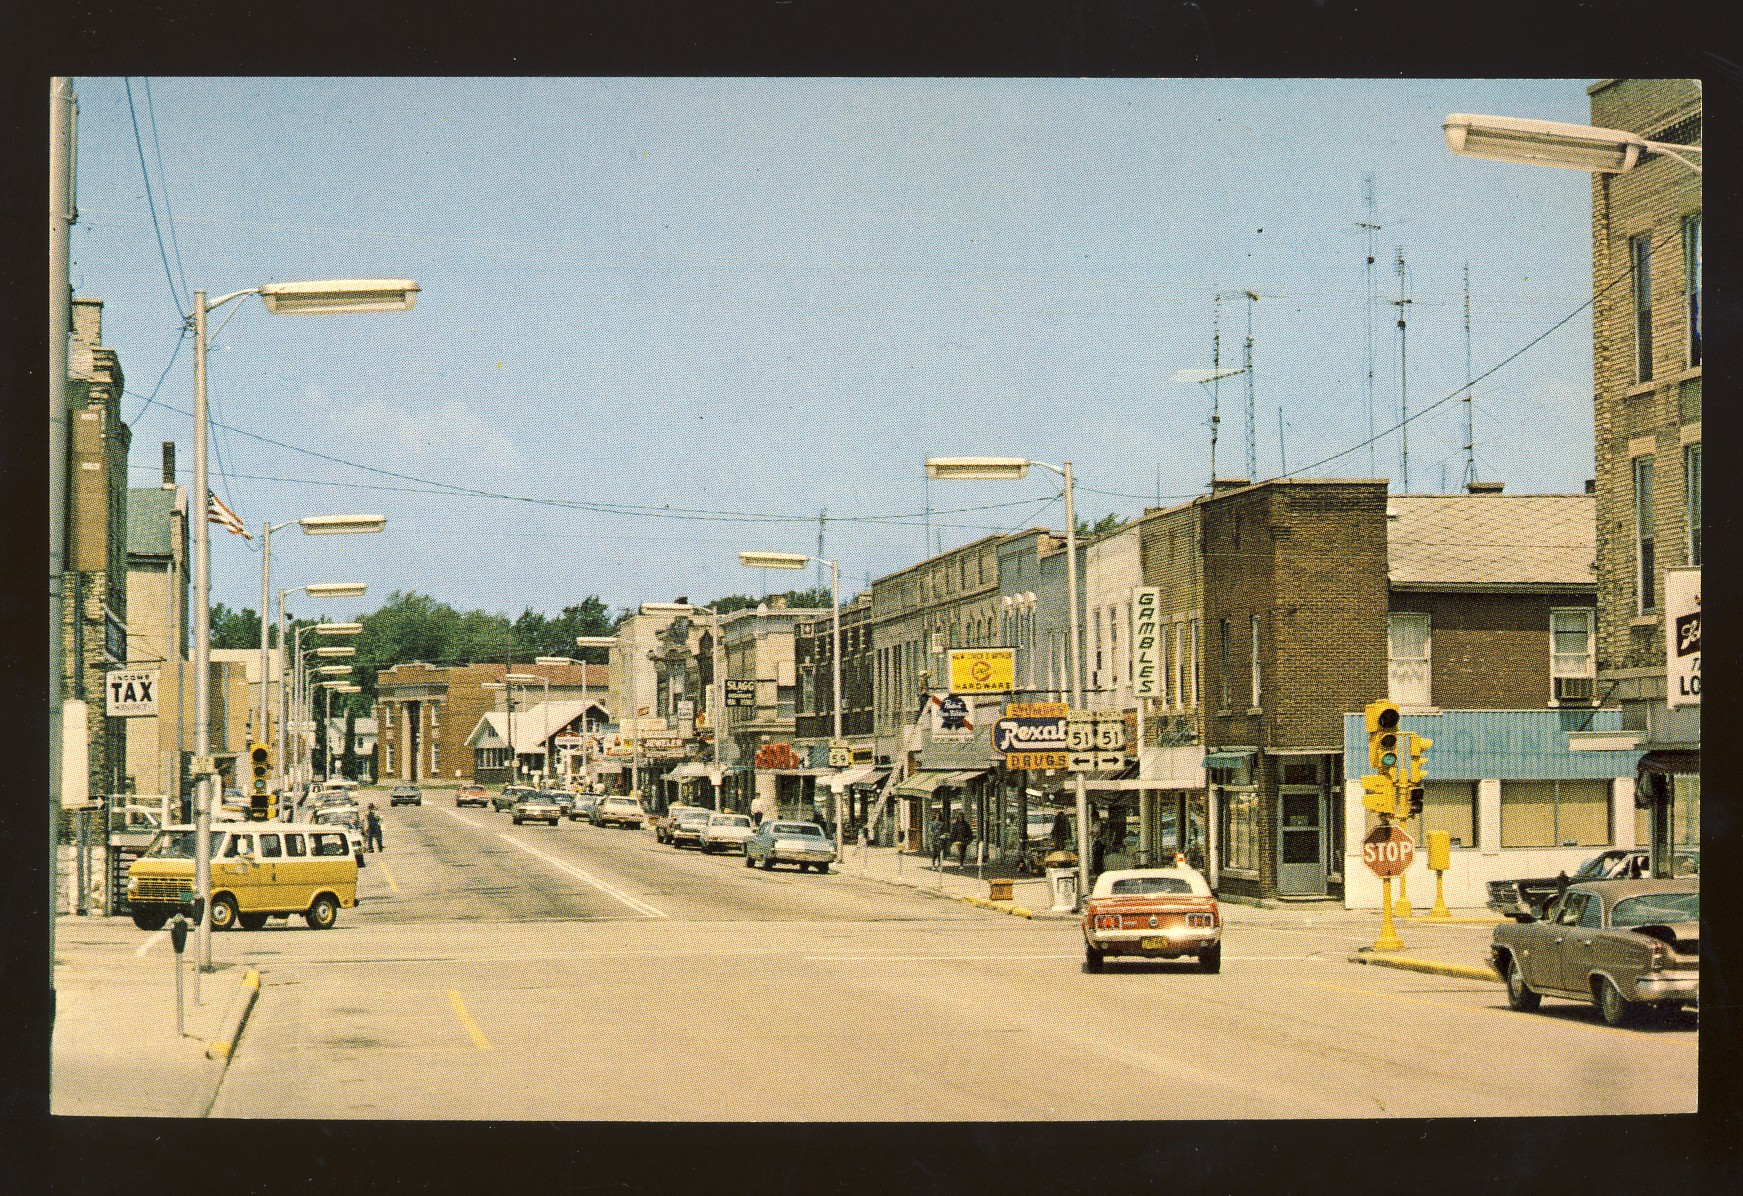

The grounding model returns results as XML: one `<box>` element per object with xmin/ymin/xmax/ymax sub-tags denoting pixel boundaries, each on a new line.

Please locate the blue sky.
<box><xmin>69</xmin><ymin>76</ymin><xmax>1599</xmax><ymax>621</ymax></box>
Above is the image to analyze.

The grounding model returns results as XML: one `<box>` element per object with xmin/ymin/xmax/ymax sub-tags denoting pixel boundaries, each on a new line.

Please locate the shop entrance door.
<box><xmin>1277</xmin><ymin>787</ymin><xmax>1326</xmax><ymax>895</ymax></box>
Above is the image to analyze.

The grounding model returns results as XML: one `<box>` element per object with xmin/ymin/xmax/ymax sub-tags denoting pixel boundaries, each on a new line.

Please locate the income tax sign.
<box><xmin>1362</xmin><ymin>825</ymin><xmax>1415</xmax><ymax>878</ymax></box>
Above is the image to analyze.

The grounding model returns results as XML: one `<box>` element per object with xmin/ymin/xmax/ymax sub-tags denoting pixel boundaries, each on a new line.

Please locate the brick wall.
<box><xmin>1391</xmin><ymin>591</ymin><xmax>1598</xmax><ymax>709</ymax></box>
<box><xmin>1588</xmin><ymin>79</ymin><xmax>1701</xmax><ymax>706</ymax></box>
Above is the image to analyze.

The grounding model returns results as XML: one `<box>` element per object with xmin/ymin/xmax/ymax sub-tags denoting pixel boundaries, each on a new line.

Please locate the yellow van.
<box><xmin>125</xmin><ymin>824</ymin><xmax>359</xmax><ymax>932</ymax></box>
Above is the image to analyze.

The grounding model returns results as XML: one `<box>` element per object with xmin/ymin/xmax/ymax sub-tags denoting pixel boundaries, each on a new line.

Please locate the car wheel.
<box><xmin>798</xmin><ymin>862</ymin><xmax>809</xmax><ymax>873</ymax></box>
<box><xmin>1198</xmin><ymin>944</ymin><xmax>1222</xmax><ymax>974</ymax></box>
<box><xmin>1597</xmin><ymin>976</ymin><xmax>1636</xmax><ymax>1027</ymax></box>
<box><xmin>239</xmin><ymin>913</ymin><xmax>269</xmax><ymax>931</ymax></box>
<box><xmin>762</xmin><ymin>854</ymin><xmax>775</xmax><ymax>870</ymax></box>
<box><xmin>513</xmin><ymin>817</ymin><xmax>522</xmax><ymax>825</ymax></box>
<box><xmin>1084</xmin><ymin>944</ymin><xmax>1104</xmax><ymax>973</ymax></box>
<box><xmin>1505</xmin><ymin>956</ymin><xmax>1542</xmax><ymax>1012</ymax></box>
<box><xmin>209</xmin><ymin>894</ymin><xmax>239</xmax><ymax>932</ymax></box>
<box><xmin>744</xmin><ymin>851</ymin><xmax>755</xmax><ymax>868</ymax></box>
<box><xmin>816</xmin><ymin>862</ymin><xmax>829</xmax><ymax>874</ymax></box>
<box><xmin>305</xmin><ymin>894</ymin><xmax>339</xmax><ymax>930</ymax></box>
<box><xmin>131</xmin><ymin>910</ymin><xmax>168</xmax><ymax>932</ymax></box>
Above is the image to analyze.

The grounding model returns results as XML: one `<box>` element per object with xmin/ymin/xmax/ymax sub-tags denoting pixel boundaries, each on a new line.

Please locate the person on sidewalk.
<box><xmin>929</xmin><ymin>813</ymin><xmax>948</xmax><ymax>866</ymax></box>
<box><xmin>950</xmin><ymin>813</ymin><xmax>972</xmax><ymax>866</ymax></box>
<box><xmin>365</xmin><ymin>804</ymin><xmax>384</xmax><ymax>853</ymax></box>
<box><xmin>1050</xmin><ymin>811</ymin><xmax>1070</xmax><ymax>853</ymax></box>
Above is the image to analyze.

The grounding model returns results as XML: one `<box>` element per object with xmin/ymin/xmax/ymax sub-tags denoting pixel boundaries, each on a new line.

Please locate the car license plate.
<box><xmin>1140</xmin><ymin>937</ymin><xmax>1167</xmax><ymax>950</ymax></box>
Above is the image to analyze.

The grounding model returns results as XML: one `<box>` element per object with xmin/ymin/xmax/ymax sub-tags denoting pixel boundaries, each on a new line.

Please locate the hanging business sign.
<box><xmin>1131</xmin><ymin>587</ymin><xmax>1161</xmax><ymax>698</ymax></box>
<box><xmin>993</xmin><ymin>702</ymin><xmax>1069</xmax><ymax>770</ymax></box>
<box><xmin>725</xmin><ymin>679</ymin><xmax>757</xmax><ymax>707</ymax></box>
<box><xmin>105</xmin><ymin>669</ymin><xmax>160</xmax><ymax>717</ymax></box>
<box><xmin>947</xmin><ymin>648</ymin><xmax>1015</xmax><ymax>694</ymax></box>
<box><xmin>1665</xmin><ymin>567</ymin><xmax>1700</xmax><ymax>708</ymax></box>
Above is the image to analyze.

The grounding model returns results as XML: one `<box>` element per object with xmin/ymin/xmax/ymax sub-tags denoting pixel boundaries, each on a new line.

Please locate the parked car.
<box><xmin>698</xmin><ymin>811</ymin><xmax>755</xmax><ymax>854</ymax></box>
<box><xmin>1485</xmin><ymin>848</ymin><xmax>1699</xmax><ymax>917</ymax></box>
<box><xmin>1081</xmin><ymin>865</ymin><xmax>1221</xmax><ymax>973</ymax></box>
<box><xmin>390</xmin><ymin>785</ymin><xmax>423</xmax><ymax>807</ymax></box>
<box><xmin>744</xmin><ymin>821</ymin><xmax>836</xmax><ymax>872</ymax></box>
<box><xmin>592</xmin><ymin>796</ymin><xmax>646</xmax><ymax>829</ymax></box>
<box><xmin>655</xmin><ymin>804</ymin><xmax>706</xmax><ymax>844</ymax></box>
<box><xmin>493</xmin><ymin>785</ymin><xmax>537</xmax><ymax>813</ymax></box>
<box><xmin>548</xmin><ymin>790</ymin><xmax>577</xmax><ymax>816</ymax></box>
<box><xmin>511</xmin><ymin>790</ymin><xmax>564</xmax><ymax>826</ymax></box>
<box><xmin>668</xmin><ymin>807</ymin><xmax>715</xmax><ymax>849</ymax></box>
<box><xmin>570</xmin><ymin>794</ymin><xmax>599</xmax><ymax>822</ymax></box>
<box><xmin>1491</xmin><ymin>877</ymin><xmax>1699</xmax><ymax>1027</ymax></box>
<box><xmin>310</xmin><ymin>807</ymin><xmax>368</xmax><ymax>867</ymax></box>
<box><xmin>455</xmin><ymin>783</ymin><xmax>490</xmax><ymax>808</ymax></box>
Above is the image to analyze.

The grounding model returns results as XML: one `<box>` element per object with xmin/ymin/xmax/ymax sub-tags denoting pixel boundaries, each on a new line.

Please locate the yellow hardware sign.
<box><xmin>948</xmin><ymin>649</ymin><xmax>1015</xmax><ymax>693</ymax></box>
<box><xmin>1007</xmin><ymin>751</ymin><xmax>1070</xmax><ymax>770</ymax></box>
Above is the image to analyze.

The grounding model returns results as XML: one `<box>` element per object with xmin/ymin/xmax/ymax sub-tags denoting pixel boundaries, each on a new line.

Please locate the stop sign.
<box><xmin>1362</xmin><ymin>825</ymin><xmax>1416</xmax><ymax>878</ymax></box>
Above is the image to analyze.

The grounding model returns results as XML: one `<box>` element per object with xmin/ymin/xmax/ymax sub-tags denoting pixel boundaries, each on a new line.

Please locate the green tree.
<box><xmin>1077</xmin><ymin>512</ymin><xmax>1129</xmax><ymax>539</ymax></box>
<box><xmin>209</xmin><ymin>602</ymin><xmax>261</xmax><ymax>650</ymax></box>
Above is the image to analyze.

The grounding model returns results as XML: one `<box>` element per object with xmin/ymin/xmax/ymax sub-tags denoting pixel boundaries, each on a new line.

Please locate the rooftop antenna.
<box><xmin>1462</xmin><ymin>262</ymin><xmax>1477</xmax><ymax>490</ymax></box>
<box><xmin>1243</xmin><ymin>291</ymin><xmax>1259</xmax><ymax>481</ymax></box>
<box><xmin>816</xmin><ymin>507</ymin><xmax>827</xmax><ymax>593</ymax></box>
<box><xmin>1391</xmin><ymin>248</ymin><xmax>1414</xmax><ymax>493</ymax></box>
<box><xmin>1212</xmin><ymin>294</ymin><xmax>1224</xmax><ymax>484</ymax></box>
<box><xmin>1358</xmin><ymin>176</ymin><xmax>1382</xmax><ymax>477</ymax></box>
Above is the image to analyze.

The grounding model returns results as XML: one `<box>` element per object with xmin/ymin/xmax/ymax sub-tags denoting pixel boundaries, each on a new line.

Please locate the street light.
<box><xmin>257</xmin><ymin>518</ymin><xmax>382</xmax><ymax>757</ymax></box>
<box><xmin>576</xmin><ymin>636</ymin><xmax>619</xmax><ymax>791</ymax></box>
<box><xmin>927</xmin><ymin>455</ymin><xmax>1092</xmax><ymax>905</ymax></box>
<box><xmin>189</xmin><ymin>276</ymin><xmax>415</xmax><ymax>973</ymax></box>
<box><xmin>1443</xmin><ymin>113</ymin><xmax>1703</xmax><ymax>175</ymax></box>
<box><xmin>507</xmin><ymin>671</ymin><xmax>550</xmax><ymax>781</ymax></box>
<box><xmin>273</xmin><ymin>581</ymin><xmax>369</xmax><ymax>800</ymax></box>
<box><xmin>317</xmin><ymin>680</ymin><xmax>362</xmax><ymax>782</ymax></box>
<box><xmin>536</xmin><ymin>656</ymin><xmax>586</xmax><ymax>784</ymax></box>
<box><xmin>739</xmin><ymin>550</ymin><xmax>843</xmax><ymax>854</ymax></box>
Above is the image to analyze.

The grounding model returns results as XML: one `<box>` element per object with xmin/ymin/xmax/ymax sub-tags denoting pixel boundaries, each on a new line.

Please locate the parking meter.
<box><xmin>170</xmin><ymin>915</ymin><xmax>188</xmax><ymax>955</ymax></box>
<box><xmin>182</xmin><ymin>895</ymin><xmax>205</xmax><ymax>926</ymax></box>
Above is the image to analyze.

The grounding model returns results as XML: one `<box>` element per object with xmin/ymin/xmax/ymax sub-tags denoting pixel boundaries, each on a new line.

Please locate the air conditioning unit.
<box><xmin>1554</xmin><ymin>675</ymin><xmax>1596</xmax><ymax>704</ymax></box>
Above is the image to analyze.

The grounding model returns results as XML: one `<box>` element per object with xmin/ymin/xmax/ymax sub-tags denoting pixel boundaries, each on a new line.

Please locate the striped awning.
<box><xmin>893</xmin><ymin>769</ymin><xmax>988</xmax><ymax>798</ymax></box>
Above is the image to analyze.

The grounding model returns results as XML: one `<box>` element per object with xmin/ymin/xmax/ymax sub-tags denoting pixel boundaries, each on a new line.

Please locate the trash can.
<box><xmin>988</xmin><ymin>877</ymin><xmax>1014</xmax><ymax>902</ymax></box>
<box><xmin>1045</xmin><ymin>867</ymin><xmax>1079</xmax><ymax>913</ymax></box>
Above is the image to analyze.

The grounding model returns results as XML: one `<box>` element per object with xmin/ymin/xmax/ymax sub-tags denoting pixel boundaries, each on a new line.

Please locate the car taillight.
<box><xmin>1646</xmin><ymin>940</ymin><xmax>1668</xmax><ymax>971</ymax></box>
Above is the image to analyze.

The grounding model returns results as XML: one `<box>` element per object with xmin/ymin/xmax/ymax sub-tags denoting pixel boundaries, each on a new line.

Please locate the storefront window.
<box><xmin>1373</xmin><ymin>779</ymin><xmax>1478</xmax><ymax>848</ymax></box>
<box><xmin>1500</xmin><ymin>779</ymin><xmax>1610</xmax><ymax>848</ymax></box>
<box><xmin>1219</xmin><ymin>787</ymin><xmax>1260</xmax><ymax>873</ymax></box>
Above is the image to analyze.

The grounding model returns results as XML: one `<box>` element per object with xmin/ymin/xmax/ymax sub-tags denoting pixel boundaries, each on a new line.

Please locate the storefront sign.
<box><xmin>948</xmin><ymin>648</ymin><xmax>1015</xmax><ymax>694</ymax></box>
<box><xmin>105</xmin><ymin>669</ymin><xmax>159</xmax><ymax>717</ymax></box>
<box><xmin>1665</xmin><ymin>567</ymin><xmax>1700</xmax><ymax>708</ymax></box>
<box><xmin>725</xmin><ymin>679</ymin><xmax>757</xmax><ymax>707</ymax></box>
<box><xmin>754</xmin><ymin>743</ymin><xmax>804</xmax><ymax>770</ymax></box>
<box><xmin>931</xmin><ymin>692</ymin><xmax>974</xmax><ymax>742</ymax></box>
<box><xmin>1131</xmin><ymin>587</ymin><xmax>1161</xmax><ymax>698</ymax></box>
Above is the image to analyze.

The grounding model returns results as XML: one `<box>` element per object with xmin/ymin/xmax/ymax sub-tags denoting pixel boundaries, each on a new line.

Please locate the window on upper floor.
<box><xmin>1218</xmin><ymin>618</ymin><xmax>1231</xmax><ymax>710</ymax></box>
<box><xmin>1249</xmin><ymin>614</ymin><xmax>1261</xmax><ymax>708</ymax></box>
<box><xmin>1388</xmin><ymin>613</ymin><xmax>1431</xmax><ymax>707</ymax></box>
<box><xmin>1684</xmin><ymin>213</ymin><xmax>1701</xmax><ymax>368</ymax></box>
<box><xmin>1551</xmin><ymin>608</ymin><xmax>1596</xmax><ymax>706</ymax></box>
<box><xmin>1685</xmin><ymin>442</ymin><xmax>1701</xmax><ymax>567</ymax></box>
<box><xmin>1634</xmin><ymin>455</ymin><xmax>1657</xmax><ymax>612</ymax></box>
<box><xmin>1631</xmin><ymin>233</ymin><xmax>1654</xmax><ymax>383</ymax></box>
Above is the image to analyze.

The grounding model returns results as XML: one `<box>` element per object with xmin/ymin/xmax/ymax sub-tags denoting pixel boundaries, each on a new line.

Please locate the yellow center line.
<box><xmin>377</xmin><ymin>858</ymin><xmax>400</xmax><ymax>894</ymax></box>
<box><xmin>447</xmin><ymin>990</ymin><xmax>493</xmax><ymax>1050</ymax></box>
<box><xmin>1304</xmin><ymin>978</ymin><xmax>1510</xmax><ymax>1018</ymax></box>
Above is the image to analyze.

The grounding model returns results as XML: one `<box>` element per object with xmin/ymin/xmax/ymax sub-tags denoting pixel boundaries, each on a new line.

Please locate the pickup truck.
<box><xmin>1485</xmin><ymin>848</ymin><xmax>1698</xmax><ymax>917</ymax></box>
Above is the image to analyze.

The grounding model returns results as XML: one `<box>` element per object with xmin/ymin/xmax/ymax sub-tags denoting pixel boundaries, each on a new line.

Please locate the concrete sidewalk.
<box><xmin>50</xmin><ymin>915</ymin><xmax>261</xmax><ymax>1118</ymax></box>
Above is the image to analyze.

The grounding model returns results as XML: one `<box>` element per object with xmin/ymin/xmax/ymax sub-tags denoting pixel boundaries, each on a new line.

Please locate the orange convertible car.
<box><xmin>1081</xmin><ymin>865</ymin><xmax>1222</xmax><ymax>973</ymax></box>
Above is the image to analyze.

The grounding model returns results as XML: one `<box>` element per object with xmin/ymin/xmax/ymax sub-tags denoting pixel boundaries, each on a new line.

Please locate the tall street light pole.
<box><xmin>260</xmin><ymin>524</ymin><xmax>379</xmax><ymax>769</ymax></box>
<box><xmin>189</xmin><ymin>277</ymin><xmax>416</xmax><ymax>972</ymax></box>
<box><xmin>577</xmin><ymin>635</ymin><xmax>618</xmax><ymax>791</ymax></box>
<box><xmin>277</xmin><ymin>582</ymin><xmax>367</xmax><ymax>806</ymax></box>
<box><xmin>507</xmin><ymin>672</ymin><xmax>548</xmax><ymax>780</ymax></box>
<box><xmin>738</xmin><ymin>553</ymin><xmax>843</xmax><ymax>856</ymax></box>
<box><xmin>926</xmin><ymin>457</ymin><xmax>1090</xmax><ymax>905</ymax></box>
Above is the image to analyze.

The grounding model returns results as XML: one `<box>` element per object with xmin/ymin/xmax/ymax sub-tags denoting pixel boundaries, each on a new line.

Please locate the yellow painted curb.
<box><xmin>206</xmin><ymin>969</ymin><xmax>261</xmax><ymax>1060</ymax></box>
<box><xmin>1349</xmin><ymin>954</ymin><xmax>1501</xmax><ymax>983</ymax></box>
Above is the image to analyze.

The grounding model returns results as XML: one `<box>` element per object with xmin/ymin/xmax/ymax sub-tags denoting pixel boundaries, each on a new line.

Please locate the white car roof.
<box><xmin>1090</xmin><ymin>867</ymin><xmax>1212</xmax><ymax>898</ymax></box>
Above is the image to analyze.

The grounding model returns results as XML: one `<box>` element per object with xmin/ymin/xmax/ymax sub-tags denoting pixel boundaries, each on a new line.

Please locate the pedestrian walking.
<box><xmin>1050</xmin><ymin>810</ymin><xmax>1070</xmax><ymax>853</ymax></box>
<box><xmin>950</xmin><ymin>812</ymin><xmax>972</xmax><ymax>866</ymax></box>
<box><xmin>365</xmin><ymin>804</ymin><xmax>384</xmax><ymax>853</ymax></box>
<box><xmin>929</xmin><ymin>813</ymin><xmax>948</xmax><ymax>866</ymax></box>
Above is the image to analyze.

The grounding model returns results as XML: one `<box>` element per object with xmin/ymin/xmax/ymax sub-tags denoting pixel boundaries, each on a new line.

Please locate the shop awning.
<box><xmin>667</xmin><ymin>763</ymin><xmax>709</xmax><ymax>781</ymax></box>
<box><xmin>1636</xmin><ymin>748</ymin><xmax>1700</xmax><ymax>776</ymax></box>
<box><xmin>592</xmin><ymin>760</ymin><xmax>625</xmax><ymax>774</ymax></box>
<box><xmin>893</xmin><ymin>769</ymin><xmax>988</xmax><ymax>798</ymax></box>
<box><xmin>821</xmin><ymin>765</ymin><xmax>885</xmax><ymax>792</ymax></box>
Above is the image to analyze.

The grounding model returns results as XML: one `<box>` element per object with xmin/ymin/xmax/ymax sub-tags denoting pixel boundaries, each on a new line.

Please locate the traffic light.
<box><xmin>1404</xmin><ymin>783</ymin><xmax>1425</xmax><ymax>820</ymax></box>
<box><xmin>1365</xmin><ymin>699</ymin><xmax>1402</xmax><ymax>781</ymax></box>
<box><xmin>249</xmin><ymin>743</ymin><xmax>272</xmax><ymax>821</ymax></box>
<box><xmin>1360</xmin><ymin>773</ymin><xmax>1398</xmax><ymax>816</ymax></box>
<box><xmin>1406</xmin><ymin>733</ymin><xmax>1433</xmax><ymax>785</ymax></box>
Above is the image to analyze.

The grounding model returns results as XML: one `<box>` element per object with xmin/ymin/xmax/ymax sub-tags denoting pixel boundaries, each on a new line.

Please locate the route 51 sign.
<box><xmin>1066</xmin><ymin>711</ymin><xmax>1124</xmax><ymax>772</ymax></box>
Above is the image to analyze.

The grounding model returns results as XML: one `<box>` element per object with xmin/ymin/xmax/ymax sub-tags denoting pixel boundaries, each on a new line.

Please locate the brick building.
<box><xmin>1585</xmin><ymin>78</ymin><xmax>1701</xmax><ymax>867</ymax></box>
<box><xmin>123</xmin><ymin>448</ymin><xmax>189</xmax><ymax>804</ymax></box>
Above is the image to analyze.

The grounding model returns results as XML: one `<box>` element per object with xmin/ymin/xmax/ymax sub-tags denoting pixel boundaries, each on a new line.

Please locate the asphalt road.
<box><xmin>210</xmin><ymin>800</ymin><xmax>1699</xmax><ymax>1120</ymax></box>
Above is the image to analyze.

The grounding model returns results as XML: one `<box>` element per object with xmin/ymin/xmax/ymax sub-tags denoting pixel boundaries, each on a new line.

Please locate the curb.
<box><xmin>1348</xmin><ymin>953</ymin><xmax>1501</xmax><ymax>983</ymax></box>
<box><xmin>958</xmin><ymin>895</ymin><xmax>1035</xmax><ymax>919</ymax></box>
<box><xmin>206</xmin><ymin>968</ymin><xmax>261</xmax><ymax>1060</ymax></box>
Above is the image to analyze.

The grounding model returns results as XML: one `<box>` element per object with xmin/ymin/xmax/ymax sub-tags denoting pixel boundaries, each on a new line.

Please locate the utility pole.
<box><xmin>1463</xmin><ymin>262</ymin><xmax>1477</xmax><ymax>489</ymax></box>
<box><xmin>1243</xmin><ymin>291</ymin><xmax>1258</xmax><ymax>481</ymax></box>
<box><xmin>1359</xmin><ymin>176</ymin><xmax>1382</xmax><ymax>478</ymax></box>
<box><xmin>49</xmin><ymin>77</ymin><xmax>78</xmax><ymax>976</ymax></box>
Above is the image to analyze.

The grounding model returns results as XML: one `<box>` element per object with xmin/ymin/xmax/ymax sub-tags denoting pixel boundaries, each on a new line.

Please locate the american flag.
<box><xmin>207</xmin><ymin>491</ymin><xmax>253</xmax><ymax>538</ymax></box>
